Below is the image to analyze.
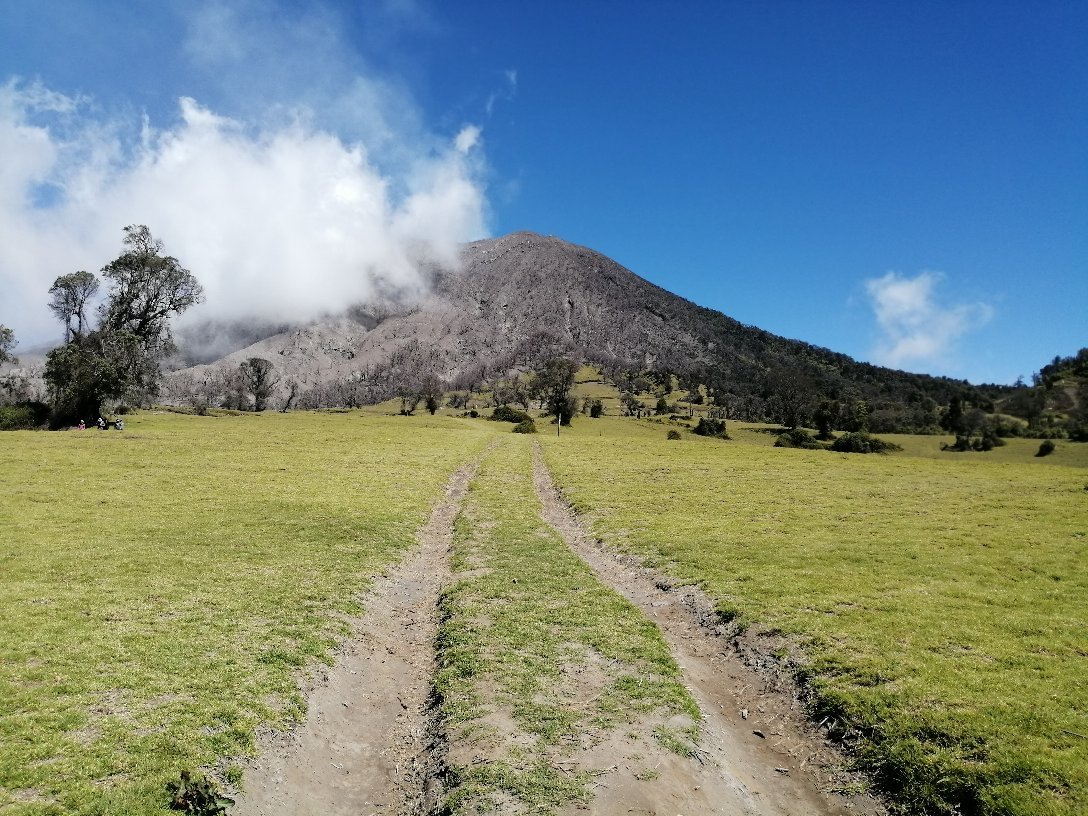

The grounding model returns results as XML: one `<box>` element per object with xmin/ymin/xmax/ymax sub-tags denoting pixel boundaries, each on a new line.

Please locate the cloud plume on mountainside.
<box><xmin>0</xmin><ymin>78</ymin><xmax>488</xmax><ymax>353</ymax></box>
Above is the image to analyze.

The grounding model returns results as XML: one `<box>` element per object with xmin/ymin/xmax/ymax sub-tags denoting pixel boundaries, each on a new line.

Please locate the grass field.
<box><xmin>541</xmin><ymin>417</ymin><xmax>1088</xmax><ymax>815</ymax></box>
<box><xmin>2</xmin><ymin>407</ymin><xmax>1086</xmax><ymax>815</ymax></box>
<box><xmin>0</xmin><ymin>411</ymin><xmax>491</xmax><ymax>815</ymax></box>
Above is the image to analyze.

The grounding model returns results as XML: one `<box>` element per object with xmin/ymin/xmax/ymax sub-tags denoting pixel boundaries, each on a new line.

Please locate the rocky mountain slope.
<box><xmin>168</xmin><ymin>231</ymin><xmax>997</xmax><ymax>418</ymax></box>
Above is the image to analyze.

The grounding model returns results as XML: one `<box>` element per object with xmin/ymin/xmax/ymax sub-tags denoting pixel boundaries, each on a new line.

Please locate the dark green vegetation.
<box><xmin>829</xmin><ymin>432</ymin><xmax>903</xmax><ymax>454</ymax></box>
<box><xmin>166</xmin><ymin>771</ymin><xmax>232</xmax><ymax>815</ymax></box>
<box><xmin>541</xmin><ymin>418</ymin><xmax>1087</xmax><ymax>816</ymax></box>
<box><xmin>488</xmin><ymin>404</ymin><xmax>532</xmax><ymax>424</ymax></box>
<box><xmin>43</xmin><ymin>226</ymin><xmax>203</xmax><ymax>426</ymax></box>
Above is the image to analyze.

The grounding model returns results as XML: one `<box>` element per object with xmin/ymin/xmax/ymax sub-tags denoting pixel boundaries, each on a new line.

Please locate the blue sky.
<box><xmin>1</xmin><ymin>0</ymin><xmax>1084</xmax><ymax>384</ymax></box>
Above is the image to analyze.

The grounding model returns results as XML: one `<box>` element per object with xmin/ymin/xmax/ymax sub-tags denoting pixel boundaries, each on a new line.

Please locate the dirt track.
<box><xmin>531</xmin><ymin>444</ymin><xmax>883</xmax><ymax>816</ymax></box>
<box><xmin>231</xmin><ymin>460</ymin><xmax>476</xmax><ymax>815</ymax></box>
<box><xmin>230</xmin><ymin>443</ymin><xmax>883</xmax><ymax>814</ymax></box>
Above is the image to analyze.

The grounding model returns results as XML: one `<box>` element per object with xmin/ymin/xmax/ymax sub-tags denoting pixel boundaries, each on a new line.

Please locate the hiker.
<box><xmin>97</xmin><ymin>417</ymin><xmax>107</xmax><ymax>430</ymax></box>
<box><xmin>77</xmin><ymin>420</ymin><xmax>86</xmax><ymax>430</ymax></box>
<box><xmin>114</xmin><ymin>418</ymin><xmax>124</xmax><ymax>431</ymax></box>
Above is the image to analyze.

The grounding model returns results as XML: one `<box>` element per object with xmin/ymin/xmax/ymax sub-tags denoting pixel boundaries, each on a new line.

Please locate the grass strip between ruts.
<box><xmin>435</xmin><ymin>435</ymin><xmax>699</xmax><ymax>813</ymax></box>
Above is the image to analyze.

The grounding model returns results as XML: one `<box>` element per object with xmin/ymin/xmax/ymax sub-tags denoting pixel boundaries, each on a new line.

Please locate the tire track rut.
<box><xmin>531</xmin><ymin>443</ymin><xmax>885</xmax><ymax>816</ymax></box>
<box><xmin>232</xmin><ymin>459</ymin><xmax>478</xmax><ymax>816</ymax></box>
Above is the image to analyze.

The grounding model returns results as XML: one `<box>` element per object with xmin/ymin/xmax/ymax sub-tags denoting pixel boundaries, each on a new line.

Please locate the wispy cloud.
<box><xmin>864</xmin><ymin>270</ymin><xmax>993</xmax><ymax>371</ymax></box>
<box><xmin>485</xmin><ymin>68</ymin><xmax>518</xmax><ymax>116</ymax></box>
<box><xmin>0</xmin><ymin>2</ymin><xmax>489</xmax><ymax>347</ymax></box>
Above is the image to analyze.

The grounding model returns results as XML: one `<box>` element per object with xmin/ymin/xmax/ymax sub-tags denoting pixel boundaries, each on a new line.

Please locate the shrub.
<box><xmin>0</xmin><ymin>401</ymin><xmax>50</xmax><ymax>430</ymax></box>
<box><xmin>831</xmin><ymin>432</ymin><xmax>902</xmax><ymax>454</ymax></box>
<box><xmin>167</xmin><ymin>770</ymin><xmax>234</xmax><ymax>815</ymax></box>
<box><xmin>1036</xmin><ymin>439</ymin><xmax>1056</xmax><ymax>457</ymax></box>
<box><xmin>512</xmin><ymin>419</ymin><xmax>537</xmax><ymax>434</ymax></box>
<box><xmin>774</xmin><ymin>428</ymin><xmax>822</xmax><ymax>449</ymax></box>
<box><xmin>692</xmin><ymin>417</ymin><xmax>729</xmax><ymax>439</ymax></box>
<box><xmin>490</xmin><ymin>404</ymin><xmax>531</xmax><ymax>423</ymax></box>
<box><xmin>667</xmin><ymin>429</ymin><xmax>682</xmax><ymax>440</ymax></box>
<box><xmin>589</xmin><ymin>399</ymin><xmax>604</xmax><ymax>418</ymax></box>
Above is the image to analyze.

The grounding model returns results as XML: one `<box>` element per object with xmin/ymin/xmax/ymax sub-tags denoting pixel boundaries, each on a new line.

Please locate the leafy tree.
<box><xmin>764</xmin><ymin>368</ymin><xmax>816</xmax><ymax>429</ymax></box>
<box><xmin>535</xmin><ymin>357</ymin><xmax>577</xmax><ymax>425</ymax></box>
<box><xmin>44</xmin><ymin>226</ymin><xmax>203</xmax><ymax>424</ymax></box>
<box><xmin>239</xmin><ymin>357</ymin><xmax>278</xmax><ymax>411</ymax></box>
<box><xmin>98</xmin><ymin>226</ymin><xmax>203</xmax><ymax>339</ymax></box>
<box><xmin>0</xmin><ymin>325</ymin><xmax>16</xmax><ymax>365</ymax></box>
<box><xmin>47</xmin><ymin>271</ymin><xmax>99</xmax><ymax>343</ymax></box>
<box><xmin>620</xmin><ymin>391</ymin><xmax>644</xmax><ymax>416</ymax></box>
<box><xmin>418</xmin><ymin>374</ymin><xmax>444</xmax><ymax>415</ymax></box>
<box><xmin>812</xmin><ymin>399</ymin><xmax>838</xmax><ymax>440</ymax></box>
<box><xmin>941</xmin><ymin>395</ymin><xmax>966</xmax><ymax>435</ymax></box>
<box><xmin>655</xmin><ymin>396</ymin><xmax>669</xmax><ymax>415</ymax></box>
<box><xmin>491</xmin><ymin>373</ymin><xmax>530</xmax><ymax>409</ymax></box>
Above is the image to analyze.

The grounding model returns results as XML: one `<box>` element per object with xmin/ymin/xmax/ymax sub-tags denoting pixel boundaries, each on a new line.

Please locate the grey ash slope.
<box><xmin>176</xmin><ymin>231</ymin><xmax>987</xmax><ymax>409</ymax></box>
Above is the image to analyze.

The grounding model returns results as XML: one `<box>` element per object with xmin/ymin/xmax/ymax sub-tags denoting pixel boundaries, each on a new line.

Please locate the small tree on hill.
<box><xmin>0</xmin><ymin>325</ymin><xmax>16</xmax><ymax>365</ymax></box>
<box><xmin>813</xmin><ymin>399</ymin><xmax>838</xmax><ymax>440</ymax></box>
<box><xmin>620</xmin><ymin>391</ymin><xmax>643</xmax><ymax>416</ymax></box>
<box><xmin>535</xmin><ymin>357</ymin><xmax>577</xmax><ymax>425</ymax></box>
<box><xmin>239</xmin><ymin>357</ymin><xmax>278</xmax><ymax>411</ymax></box>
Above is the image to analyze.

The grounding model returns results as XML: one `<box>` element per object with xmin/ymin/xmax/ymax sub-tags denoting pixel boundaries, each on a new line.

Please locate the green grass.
<box><xmin>0</xmin><ymin>410</ymin><xmax>492</xmax><ymax>815</ymax></box>
<box><xmin>541</xmin><ymin>417</ymin><xmax>1088</xmax><ymax>815</ymax></box>
<box><xmin>436</xmin><ymin>437</ymin><xmax>698</xmax><ymax>813</ymax></box>
<box><xmin>4</xmin><ymin>406</ymin><xmax>1086</xmax><ymax>815</ymax></box>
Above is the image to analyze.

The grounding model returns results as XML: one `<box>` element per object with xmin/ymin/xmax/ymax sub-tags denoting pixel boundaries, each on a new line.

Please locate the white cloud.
<box><xmin>0</xmin><ymin>79</ymin><xmax>488</xmax><ymax>347</ymax></box>
<box><xmin>864</xmin><ymin>270</ymin><xmax>993</xmax><ymax>370</ymax></box>
<box><xmin>454</xmin><ymin>124</ymin><xmax>482</xmax><ymax>154</ymax></box>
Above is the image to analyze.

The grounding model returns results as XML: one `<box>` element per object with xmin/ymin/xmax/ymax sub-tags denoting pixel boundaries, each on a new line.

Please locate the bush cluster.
<box><xmin>1036</xmin><ymin>439</ymin><xmax>1056</xmax><ymax>457</ymax></box>
<box><xmin>512</xmin><ymin>419</ymin><xmax>537</xmax><ymax>434</ymax></box>
<box><xmin>667</xmin><ymin>429</ymin><xmax>682</xmax><ymax>440</ymax></box>
<box><xmin>830</xmin><ymin>432</ymin><xmax>903</xmax><ymax>454</ymax></box>
<box><xmin>490</xmin><ymin>405</ymin><xmax>532</xmax><ymax>423</ymax></box>
<box><xmin>692</xmin><ymin>417</ymin><xmax>729</xmax><ymax>439</ymax></box>
<box><xmin>0</xmin><ymin>401</ymin><xmax>50</xmax><ymax>430</ymax></box>
<box><xmin>774</xmin><ymin>428</ymin><xmax>822</xmax><ymax>449</ymax></box>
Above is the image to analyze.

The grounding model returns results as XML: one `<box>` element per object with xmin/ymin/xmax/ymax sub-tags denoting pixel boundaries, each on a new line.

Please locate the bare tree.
<box><xmin>48</xmin><ymin>271</ymin><xmax>99</xmax><ymax>343</ymax></box>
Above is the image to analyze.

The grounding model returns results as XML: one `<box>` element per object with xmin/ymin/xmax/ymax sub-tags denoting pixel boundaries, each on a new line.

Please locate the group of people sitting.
<box><xmin>76</xmin><ymin>417</ymin><xmax>124</xmax><ymax>431</ymax></box>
